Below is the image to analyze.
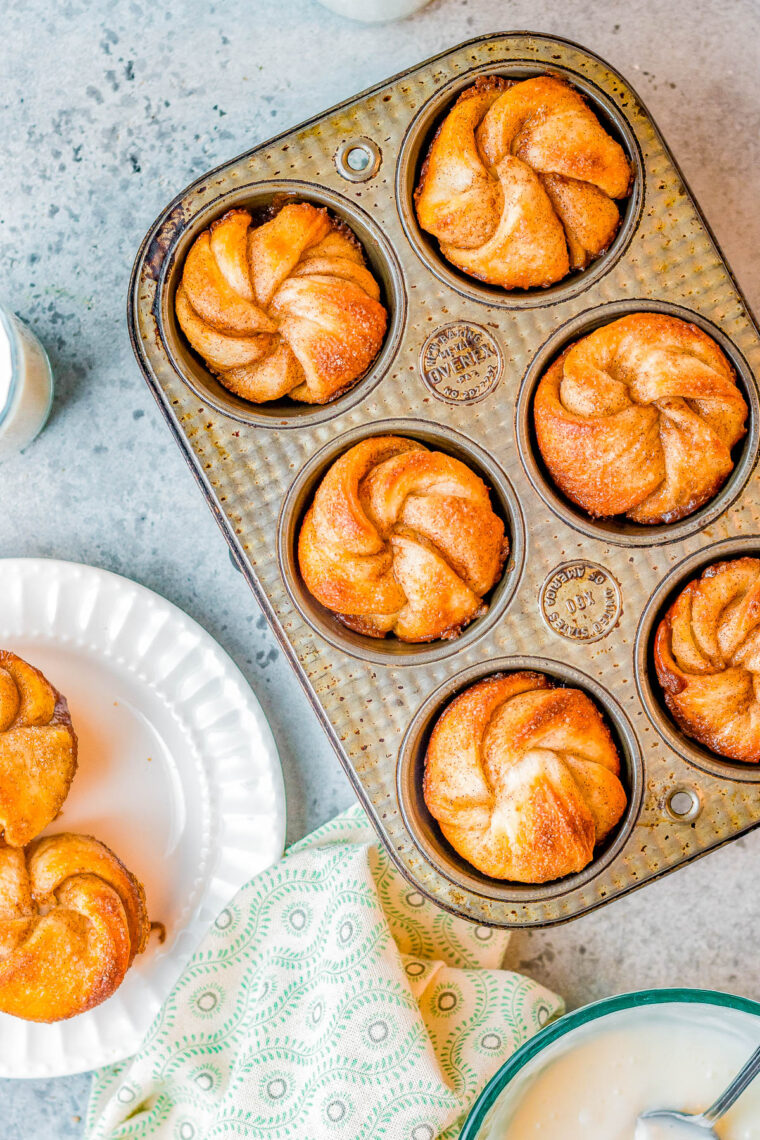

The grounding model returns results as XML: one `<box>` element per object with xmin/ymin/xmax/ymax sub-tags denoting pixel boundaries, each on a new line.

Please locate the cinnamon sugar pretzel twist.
<box><xmin>298</xmin><ymin>436</ymin><xmax>508</xmax><ymax>642</ymax></box>
<box><xmin>534</xmin><ymin>314</ymin><xmax>748</xmax><ymax>524</ymax></box>
<box><xmin>655</xmin><ymin>557</ymin><xmax>760</xmax><ymax>763</ymax></box>
<box><xmin>415</xmin><ymin>75</ymin><xmax>632</xmax><ymax>289</ymax></box>
<box><xmin>0</xmin><ymin>651</ymin><xmax>77</xmax><ymax>847</ymax></box>
<box><xmin>424</xmin><ymin>672</ymin><xmax>628</xmax><ymax>883</ymax></box>
<box><xmin>0</xmin><ymin>833</ymin><xmax>149</xmax><ymax>1022</ymax></box>
<box><xmin>176</xmin><ymin>203</ymin><xmax>388</xmax><ymax>404</ymax></box>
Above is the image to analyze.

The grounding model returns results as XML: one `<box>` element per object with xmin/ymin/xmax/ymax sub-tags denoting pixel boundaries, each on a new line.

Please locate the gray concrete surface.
<box><xmin>2</xmin><ymin>0</ymin><xmax>759</xmax><ymax>1134</ymax></box>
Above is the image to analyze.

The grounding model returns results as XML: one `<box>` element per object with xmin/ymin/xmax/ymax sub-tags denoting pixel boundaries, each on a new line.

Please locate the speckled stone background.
<box><xmin>2</xmin><ymin>0</ymin><xmax>759</xmax><ymax>1134</ymax></box>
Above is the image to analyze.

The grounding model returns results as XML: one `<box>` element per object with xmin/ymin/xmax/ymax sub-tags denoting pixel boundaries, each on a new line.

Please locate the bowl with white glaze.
<box><xmin>461</xmin><ymin>989</ymin><xmax>760</xmax><ymax>1140</ymax></box>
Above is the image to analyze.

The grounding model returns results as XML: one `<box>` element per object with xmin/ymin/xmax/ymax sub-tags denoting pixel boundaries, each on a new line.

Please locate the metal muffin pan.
<box><xmin>129</xmin><ymin>33</ymin><xmax>760</xmax><ymax>927</ymax></box>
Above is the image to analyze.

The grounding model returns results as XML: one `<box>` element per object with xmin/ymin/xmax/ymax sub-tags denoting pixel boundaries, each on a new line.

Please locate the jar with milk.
<box><xmin>0</xmin><ymin>306</ymin><xmax>54</xmax><ymax>460</ymax></box>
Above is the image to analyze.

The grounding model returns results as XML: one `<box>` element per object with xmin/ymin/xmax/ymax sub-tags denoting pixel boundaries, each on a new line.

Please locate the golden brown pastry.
<box><xmin>298</xmin><ymin>436</ymin><xmax>507</xmax><ymax>642</ymax></box>
<box><xmin>414</xmin><ymin>75</ymin><xmax>631</xmax><ymax>289</ymax></box>
<box><xmin>0</xmin><ymin>832</ymin><xmax>150</xmax><ymax>1022</ymax></box>
<box><xmin>654</xmin><ymin>557</ymin><xmax>760</xmax><ymax>763</ymax></box>
<box><xmin>534</xmin><ymin>314</ymin><xmax>748</xmax><ymax>524</ymax></box>
<box><xmin>0</xmin><ymin>651</ymin><xmax>77</xmax><ymax>847</ymax></box>
<box><xmin>423</xmin><ymin>672</ymin><xmax>627</xmax><ymax>882</ymax></box>
<box><xmin>176</xmin><ymin>203</ymin><xmax>388</xmax><ymax>404</ymax></box>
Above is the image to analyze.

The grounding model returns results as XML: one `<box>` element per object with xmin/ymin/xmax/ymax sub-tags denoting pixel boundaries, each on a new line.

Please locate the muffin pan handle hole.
<box><xmin>666</xmin><ymin>787</ymin><xmax>702</xmax><ymax>822</ymax></box>
<box><xmin>335</xmin><ymin>138</ymin><xmax>381</xmax><ymax>182</ymax></box>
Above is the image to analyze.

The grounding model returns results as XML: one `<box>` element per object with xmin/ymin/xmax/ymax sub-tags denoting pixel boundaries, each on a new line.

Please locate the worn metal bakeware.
<box><xmin>129</xmin><ymin>32</ymin><xmax>760</xmax><ymax>927</ymax></box>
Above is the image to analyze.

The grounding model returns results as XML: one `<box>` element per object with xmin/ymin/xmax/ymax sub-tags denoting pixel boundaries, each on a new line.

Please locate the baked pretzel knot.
<box><xmin>0</xmin><ymin>833</ymin><xmax>149</xmax><ymax>1022</ymax></box>
<box><xmin>414</xmin><ymin>75</ymin><xmax>632</xmax><ymax>289</ymax></box>
<box><xmin>424</xmin><ymin>673</ymin><xmax>627</xmax><ymax>882</ymax></box>
<box><xmin>0</xmin><ymin>651</ymin><xmax>77</xmax><ymax>847</ymax></box>
<box><xmin>655</xmin><ymin>557</ymin><xmax>760</xmax><ymax>763</ymax></box>
<box><xmin>298</xmin><ymin>436</ymin><xmax>508</xmax><ymax>642</ymax></box>
<box><xmin>176</xmin><ymin>203</ymin><xmax>388</xmax><ymax>404</ymax></box>
<box><xmin>534</xmin><ymin>314</ymin><xmax>748</xmax><ymax>524</ymax></box>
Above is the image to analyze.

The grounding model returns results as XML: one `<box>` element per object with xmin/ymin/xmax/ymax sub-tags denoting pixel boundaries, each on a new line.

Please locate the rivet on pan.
<box><xmin>666</xmin><ymin>787</ymin><xmax>701</xmax><ymax>822</ymax></box>
<box><xmin>335</xmin><ymin>137</ymin><xmax>381</xmax><ymax>182</ymax></box>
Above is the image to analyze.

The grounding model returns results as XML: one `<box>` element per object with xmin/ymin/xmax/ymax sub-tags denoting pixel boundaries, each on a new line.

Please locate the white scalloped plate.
<box><xmin>0</xmin><ymin>558</ymin><xmax>286</xmax><ymax>1078</ymax></box>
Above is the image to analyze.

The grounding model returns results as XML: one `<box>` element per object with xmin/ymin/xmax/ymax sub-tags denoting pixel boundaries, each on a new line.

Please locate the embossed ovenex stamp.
<box><xmin>419</xmin><ymin>321</ymin><xmax>503</xmax><ymax>405</ymax></box>
<box><xmin>539</xmin><ymin>561</ymin><xmax>622</xmax><ymax>642</ymax></box>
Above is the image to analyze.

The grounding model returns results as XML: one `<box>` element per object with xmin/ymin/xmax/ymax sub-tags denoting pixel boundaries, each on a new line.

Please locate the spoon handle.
<box><xmin>701</xmin><ymin>1043</ymin><xmax>760</xmax><ymax>1125</ymax></box>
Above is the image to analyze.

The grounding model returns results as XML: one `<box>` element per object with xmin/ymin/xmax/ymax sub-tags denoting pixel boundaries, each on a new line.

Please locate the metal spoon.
<box><xmin>636</xmin><ymin>1043</ymin><xmax>760</xmax><ymax>1136</ymax></box>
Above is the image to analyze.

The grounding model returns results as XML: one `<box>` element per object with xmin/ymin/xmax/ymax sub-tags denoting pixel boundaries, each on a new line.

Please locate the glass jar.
<box><xmin>314</xmin><ymin>0</ymin><xmax>432</xmax><ymax>22</ymax></box>
<box><xmin>0</xmin><ymin>306</ymin><xmax>54</xmax><ymax>460</ymax></box>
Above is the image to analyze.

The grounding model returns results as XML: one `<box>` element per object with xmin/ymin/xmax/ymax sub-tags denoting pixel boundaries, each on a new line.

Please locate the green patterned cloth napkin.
<box><xmin>86</xmin><ymin>806</ymin><xmax>562</xmax><ymax>1140</ymax></box>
